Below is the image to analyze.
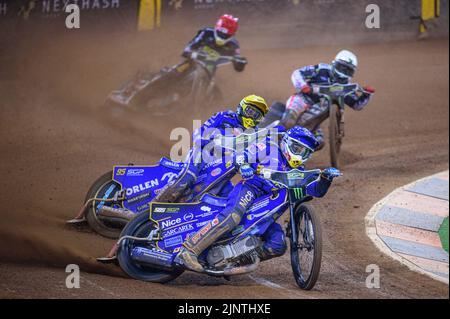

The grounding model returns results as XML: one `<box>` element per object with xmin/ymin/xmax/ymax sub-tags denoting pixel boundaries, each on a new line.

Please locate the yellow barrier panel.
<box><xmin>422</xmin><ymin>0</ymin><xmax>440</xmax><ymax>21</ymax></box>
<box><xmin>420</xmin><ymin>0</ymin><xmax>440</xmax><ymax>34</ymax></box>
<box><xmin>138</xmin><ymin>0</ymin><xmax>161</xmax><ymax>31</ymax></box>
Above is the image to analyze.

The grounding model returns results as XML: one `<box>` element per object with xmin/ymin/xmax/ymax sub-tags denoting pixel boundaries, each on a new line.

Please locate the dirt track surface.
<box><xmin>0</xmin><ymin>30</ymin><xmax>448</xmax><ymax>298</ymax></box>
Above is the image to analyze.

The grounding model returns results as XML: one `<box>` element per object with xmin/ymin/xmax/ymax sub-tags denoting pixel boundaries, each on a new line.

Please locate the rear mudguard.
<box><xmin>110</xmin><ymin>157</ymin><xmax>237</xmax><ymax>217</ymax></box>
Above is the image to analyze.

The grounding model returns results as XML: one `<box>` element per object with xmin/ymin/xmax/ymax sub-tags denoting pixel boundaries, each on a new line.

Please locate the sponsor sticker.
<box><xmin>211</xmin><ymin>168</ymin><xmax>222</xmax><ymax>177</ymax></box>
<box><xmin>161</xmin><ymin>218</ymin><xmax>182</xmax><ymax>229</ymax></box>
<box><xmin>196</xmin><ymin>221</ymin><xmax>209</xmax><ymax>228</ymax></box>
<box><xmin>164</xmin><ymin>235</ymin><xmax>183</xmax><ymax>248</ymax></box>
<box><xmin>126</xmin><ymin>169</ymin><xmax>145</xmax><ymax>177</ymax></box>
<box><xmin>126</xmin><ymin>179</ymin><xmax>159</xmax><ymax>196</ymax></box>
<box><xmin>183</xmin><ymin>213</ymin><xmax>194</xmax><ymax>222</ymax></box>
<box><xmin>163</xmin><ymin>224</ymin><xmax>194</xmax><ymax>237</ymax></box>
<box><xmin>288</xmin><ymin>172</ymin><xmax>305</xmax><ymax>179</ymax></box>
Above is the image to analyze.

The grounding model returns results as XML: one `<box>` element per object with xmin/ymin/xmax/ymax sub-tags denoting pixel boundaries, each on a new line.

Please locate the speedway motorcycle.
<box><xmin>260</xmin><ymin>83</ymin><xmax>362</xmax><ymax>168</ymax></box>
<box><xmin>114</xmin><ymin>167</ymin><xmax>328</xmax><ymax>290</ymax></box>
<box><xmin>105</xmin><ymin>46</ymin><xmax>247</xmax><ymax>116</ymax></box>
<box><xmin>67</xmin><ymin>130</ymin><xmax>267</xmax><ymax>239</ymax></box>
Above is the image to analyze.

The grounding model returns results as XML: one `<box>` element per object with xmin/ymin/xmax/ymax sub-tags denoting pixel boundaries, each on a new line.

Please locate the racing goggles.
<box><xmin>242</xmin><ymin>103</ymin><xmax>264</xmax><ymax>122</ymax></box>
<box><xmin>334</xmin><ymin>61</ymin><xmax>355</xmax><ymax>78</ymax></box>
<box><xmin>287</xmin><ymin>138</ymin><xmax>313</xmax><ymax>160</ymax></box>
<box><xmin>215</xmin><ymin>29</ymin><xmax>233</xmax><ymax>41</ymax></box>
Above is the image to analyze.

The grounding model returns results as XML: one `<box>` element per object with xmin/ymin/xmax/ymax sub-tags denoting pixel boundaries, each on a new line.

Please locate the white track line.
<box><xmin>248</xmin><ymin>274</ymin><xmax>285</xmax><ymax>289</ymax></box>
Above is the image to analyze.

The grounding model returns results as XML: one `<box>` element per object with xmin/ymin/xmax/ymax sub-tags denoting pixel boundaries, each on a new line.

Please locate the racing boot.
<box><xmin>174</xmin><ymin>247</ymin><xmax>204</xmax><ymax>273</ymax></box>
<box><xmin>176</xmin><ymin>207</ymin><xmax>243</xmax><ymax>272</ymax></box>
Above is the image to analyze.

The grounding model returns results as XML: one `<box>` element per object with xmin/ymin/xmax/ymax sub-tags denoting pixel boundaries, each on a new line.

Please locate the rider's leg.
<box><xmin>280</xmin><ymin>94</ymin><xmax>311</xmax><ymax>129</ymax></box>
<box><xmin>176</xmin><ymin>182</ymin><xmax>259</xmax><ymax>272</ymax></box>
<box><xmin>154</xmin><ymin>149</ymin><xmax>202</xmax><ymax>203</ymax></box>
<box><xmin>258</xmin><ymin>223</ymin><xmax>287</xmax><ymax>261</ymax></box>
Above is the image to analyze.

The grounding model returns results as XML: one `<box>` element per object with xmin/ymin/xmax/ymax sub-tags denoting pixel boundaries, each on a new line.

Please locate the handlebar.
<box><xmin>259</xmin><ymin>168</ymin><xmax>323</xmax><ymax>189</ymax></box>
<box><xmin>311</xmin><ymin>83</ymin><xmax>361</xmax><ymax>99</ymax></box>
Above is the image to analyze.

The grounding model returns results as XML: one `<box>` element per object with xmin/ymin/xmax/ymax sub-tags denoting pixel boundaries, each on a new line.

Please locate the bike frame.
<box><xmin>123</xmin><ymin>169</ymin><xmax>322</xmax><ymax>272</ymax></box>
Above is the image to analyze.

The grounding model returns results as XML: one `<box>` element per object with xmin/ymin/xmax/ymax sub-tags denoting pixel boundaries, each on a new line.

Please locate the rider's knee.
<box><xmin>260</xmin><ymin>223</ymin><xmax>287</xmax><ymax>260</ymax></box>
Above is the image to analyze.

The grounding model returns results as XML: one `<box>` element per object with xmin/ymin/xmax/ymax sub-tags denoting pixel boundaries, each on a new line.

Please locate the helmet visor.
<box><xmin>335</xmin><ymin>61</ymin><xmax>355</xmax><ymax>78</ymax></box>
<box><xmin>216</xmin><ymin>30</ymin><xmax>232</xmax><ymax>40</ymax></box>
<box><xmin>242</xmin><ymin>104</ymin><xmax>264</xmax><ymax>122</ymax></box>
<box><xmin>287</xmin><ymin>139</ymin><xmax>313</xmax><ymax>159</ymax></box>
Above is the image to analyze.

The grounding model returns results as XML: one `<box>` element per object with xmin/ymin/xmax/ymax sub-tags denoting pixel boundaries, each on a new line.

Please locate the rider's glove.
<box><xmin>239</xmin><ymin>164</ymin><xmax>255</xmax><ymax>180</ymax></box>
<box><xmin>363</xmin><ymin>86</ymin><xmax>376</xmax><ymax>94</ymax></box>
<box><xmin>321</xmin><ymin>167</ymin><xmax>342</xmax><ymax>181</ymax></box>
<box><xmin>233</xmin><ymin>56</ymin><xmax>247</xmax><ymax>72</ymax></box>
<box><xmin>190</xmin><ymin>51</ymin><xmax>199</xmax><ymax>60</ymax></box>
<box><xmin>300</xmin><ymin>85</ymin><xmax>312</xmax><ymax>94</ymax></box>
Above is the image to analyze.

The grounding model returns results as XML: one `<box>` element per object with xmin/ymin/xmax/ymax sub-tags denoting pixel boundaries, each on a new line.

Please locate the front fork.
<box><xmin>288</xmin><ymin>198</ymin><xmax>298</xmax><ymax>252</ymax></box>
<box><xmin>339</xmin><ymin>110</ymin><xmax>345</xmax><ymax>138</ymax></box>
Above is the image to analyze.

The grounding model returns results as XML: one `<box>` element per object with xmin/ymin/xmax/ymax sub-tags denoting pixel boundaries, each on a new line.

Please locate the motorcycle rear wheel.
<box><xmin>117</xmin><ymin>211</ymin><xmax>184</xmax><ymax>283</ymax></box>
<box><xmin>290</xmin><ymin>203</ymin><xmax>322</xmax><ymax>290</ymax></box>
<box><xmin>85</xmin><ymin>171</ymin><xmax>124</xmax><ymax>239</ymax></box>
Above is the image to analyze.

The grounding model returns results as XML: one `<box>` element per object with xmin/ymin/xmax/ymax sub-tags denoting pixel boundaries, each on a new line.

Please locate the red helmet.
<box><xmin>214</xmin><ymin>14</ymin><xmax>239</xmax><ymax>46</ymax></box>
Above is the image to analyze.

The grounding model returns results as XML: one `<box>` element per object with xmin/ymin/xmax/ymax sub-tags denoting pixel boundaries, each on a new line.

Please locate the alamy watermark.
<box><xmin>65</xmin><ymin>264</ymin><xmax>80</xmax><ymax>289</ymax></box>
<box><xmin>366</xmin><ymin>4</ymin><xmax>381</xmax><ymax>29</ymax></box>
<box><xmin>65</xmin><ymin>4</ymin><xmax>80</xmax><ymax>29</ymax></box>
<box><xmin>365</xmin><ymin>264</ymin><xmax>381</xmax><ymax>289</ymax></box>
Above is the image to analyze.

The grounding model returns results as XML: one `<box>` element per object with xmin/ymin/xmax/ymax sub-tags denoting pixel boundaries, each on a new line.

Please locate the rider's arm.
<box><xmin>192</xmin><ymin>112</ymin><xmax>227</xmax><ymax>149</ymax></box>
<box><xmin>344</xmin><ymin>88</ymin><xmax>373</xmax><ymax>111</ymax></box>
<box><xmin>182</xmin><ymin>29</ymin><xmax>206</xmax><ymax>58</ymax></box>
<box><xmin>306</xmin><ymin>178</ymin><xmax>332</xmax><ymax>198</ymax></box>
<box><xmin>291</xmin><ymin>65</ymin><xmax>316</xmax><ymax>93</ymax></box>
<box><xmin>230</xmin><ymin>41</ymin><xmax>247</xmax><ymax>72</ymax></box>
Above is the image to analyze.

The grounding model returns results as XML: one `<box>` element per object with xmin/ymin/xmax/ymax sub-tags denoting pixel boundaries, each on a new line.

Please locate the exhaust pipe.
<box><xmin>204</xmin><ymin>256</ymin><xmax>260</xmax><ymax>277</ymax></box>
<box><xmin>130</xmin><ymin>247</ymin><xmax>175</xmax><ymax>270</ymax></box>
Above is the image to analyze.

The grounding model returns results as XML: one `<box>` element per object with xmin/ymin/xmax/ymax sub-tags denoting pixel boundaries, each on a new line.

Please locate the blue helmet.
<box><xmin>281</xmin><ymin>126</ymin><xmax>319</xmax><ymax>168</ymax></box>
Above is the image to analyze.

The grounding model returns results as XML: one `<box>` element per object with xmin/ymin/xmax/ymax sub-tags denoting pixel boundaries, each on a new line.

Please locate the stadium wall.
<box><xmin>0</xmin><ymin>0</ymin><xmax>448</xmax><ymax>48</ymax></box>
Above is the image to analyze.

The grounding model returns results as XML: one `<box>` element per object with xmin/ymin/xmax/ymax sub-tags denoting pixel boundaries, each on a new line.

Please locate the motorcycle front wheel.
<box><xmin>117</xmin><ymin>211</ymin><xmax>184</xmax><ymax>283</ymax></box>
<box><xmin>290</xmin><ymin>203</ymin><xmax>322</xmax><ymax>290</ymax></box>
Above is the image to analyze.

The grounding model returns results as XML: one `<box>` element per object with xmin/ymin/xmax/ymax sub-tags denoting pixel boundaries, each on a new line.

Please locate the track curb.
<box><xmin>365</xmin><ymin>171</ymin><xmax>449</xmax><ymax>284</ymax></box>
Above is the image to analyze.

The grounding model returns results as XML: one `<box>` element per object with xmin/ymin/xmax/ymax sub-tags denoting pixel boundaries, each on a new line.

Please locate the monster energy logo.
<box><xmin>292</xmin><ymin>188</ymin><xmax>304</xmax><ymax>199</ymax></box>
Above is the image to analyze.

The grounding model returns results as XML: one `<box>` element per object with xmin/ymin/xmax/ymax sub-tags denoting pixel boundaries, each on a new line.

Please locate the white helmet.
<box><xmin>332</xmin><ymin>50</ymin><xmax>358</xmax><ymax>80</ymax></box>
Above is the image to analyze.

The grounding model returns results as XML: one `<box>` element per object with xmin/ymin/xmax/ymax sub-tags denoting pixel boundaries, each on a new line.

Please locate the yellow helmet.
<box><xmin>237</xmin><ymin>95</ymin><xmax>269</xmax><ymax>129</ymax></box>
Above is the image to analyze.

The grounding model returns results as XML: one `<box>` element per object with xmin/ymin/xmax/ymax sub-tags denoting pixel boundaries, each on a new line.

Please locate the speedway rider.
<box><xmin>176</xmin><ymin>126</ymin><xmax>341</xmax><ymax>272</ymax></box>
<box><xmin>182</xmin><ymin>14</ymin><xmax>247</xmax><ymax>72</ymax></box>
<box><xmin>280</xmin><ymin>50</ymin><xmax>375</xmax><ymax>149</ymax></box>
<box><xmin>155</xmin><ymin>95</ymin><xmax>270</xmax><ymax>203</ymax></box>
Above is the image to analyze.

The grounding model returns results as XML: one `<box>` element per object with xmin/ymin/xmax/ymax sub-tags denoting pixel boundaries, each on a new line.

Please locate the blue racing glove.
<box><xmin>239</xmin><ymin>164</ymin><xmax>255</xmax><ymax>180</ymax></box>
<box><xmin>321</xmin><ymin>167</ymin><xmax>342</xmax><ymax>181</ymax></box>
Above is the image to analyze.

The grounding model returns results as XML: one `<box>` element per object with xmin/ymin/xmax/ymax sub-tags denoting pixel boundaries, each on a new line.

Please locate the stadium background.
<box><xmin>0</xmin><ymin>0</ymin><xmax>448</xmax><ymax>299</ymax></box>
